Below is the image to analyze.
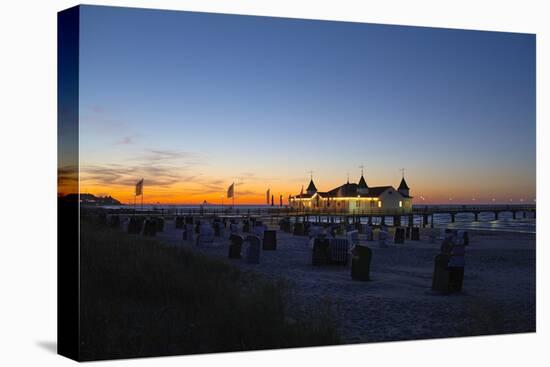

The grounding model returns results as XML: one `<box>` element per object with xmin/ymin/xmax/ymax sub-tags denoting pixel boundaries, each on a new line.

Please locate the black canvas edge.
<box><xmin>58</xmin><ymin>5</ymin><xmax>81</xmax><ymax>361</ymax></box>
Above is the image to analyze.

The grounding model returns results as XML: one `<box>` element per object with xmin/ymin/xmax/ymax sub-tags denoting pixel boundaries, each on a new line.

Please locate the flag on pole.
<box><xmin>227</xmin><ymin>183</ymin><xmax>234</xmax><ymax>198</ymax></box>
<box><xmin>135</xmin><ymin>178</ymin><xmax>144</xmax><ymax>196</ymax></box>
<box><xmin>266</xmin><ymin>189</ymin><xmax>270</xmax><ymax>205</ymax></box>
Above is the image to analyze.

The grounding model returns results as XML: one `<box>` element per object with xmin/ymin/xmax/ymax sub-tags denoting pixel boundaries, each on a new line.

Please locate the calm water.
<box><xmin>102</xmin><ymin>204</ymin><xmax>536</xmax><ymax>234</ymax></box>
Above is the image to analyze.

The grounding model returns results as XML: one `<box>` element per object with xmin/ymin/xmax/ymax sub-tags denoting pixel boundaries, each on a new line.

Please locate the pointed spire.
<box><xmin>398</xmin><ymin>177</ymin><xmax>409</xmax><ymax>190</ymax></box>
<box><xmin>306</xmin><ymin>178</ymin><xmax>317</xmax><ymax>194</ymax></box>
<box><xmin>358</xmin><ymin>165</ymin><xmax>368</xmax><ymax>189</ymax></box>
<box><xmin>358</xmin><ymin>175</ymin><xmax>368</xmax><ymax>189</ymax></box>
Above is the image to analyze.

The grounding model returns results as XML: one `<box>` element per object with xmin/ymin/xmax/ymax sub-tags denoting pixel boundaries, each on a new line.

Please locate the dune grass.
<box><xmin>79</xmin><ymin>219</ymin><xmax>339</xmax><ymax>360</ymax></box>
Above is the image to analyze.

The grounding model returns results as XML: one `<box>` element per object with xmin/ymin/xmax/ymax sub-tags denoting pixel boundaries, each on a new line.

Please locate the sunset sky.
<box><xmin>73</xmin><ymin>5</ymin><xmax>536</xmax><ymax>205</ymax></box>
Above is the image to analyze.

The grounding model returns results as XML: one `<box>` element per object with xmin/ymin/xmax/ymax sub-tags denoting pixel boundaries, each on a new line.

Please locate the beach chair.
<box><xmin>458</xmin><ymin>230</ymin><xmax>469</xmax><ymax>246</ymax></box>
<box><xmin>429</xmin><ymin>229</ymin><xmax>437</xmax><ymax>244</ymax></box>
<box><xmin>293</xmin><ymin>222</ymin><xmax>305</xmax><ymax>236</ymax></box>
<box><xmin>245</xmin><ymin>235</ymin><xmax>261</xmax><ymax>264</ymax></box>
<box><xmin>411</xmin><ymin>227</ymin><xmax>420</xmax><ymax>241</ymax></box>
<box><xmin>394</xmin><ymin>227</ymin><xmax>405</xmax><ymax>244</ymax></box>
<box><xmin>196</xmin><ymin>223</ymin><xmax>215</xmax><ymax>246</ymax></box>
<box><xmin>432</xmin><ymin>254</ymin><xmax>452</xmax><ymax>293</ymax></box>
<box><xmin>183</xmin><ymin>223</ymin><xmax>194</xmax><ymax>241</ymax></box>
<box><xmin>253</xmin><ymin>225</ymin><xmax>266</xmax><ymax>238</ymax></box>
<box><xmin>263</xmin><ymin>230</ymin><xmax>277</xmax><ymax>250</ymax></box>
<box><xmin>347</xmin><ymin>230</ymin><xmax>360</xmax><ymax>250</ymax></box>
<box><xmin>329</xmin><ymin>238</ymin><xmax>349</xmax><ymax>265</ymax></box>
<box><xmin>307</xmin><ymin>226</ymin><xmax>324</xmax><ymax>248</ymax></box>
<box><xmin>228</xmin><ymin>234</ymin><xmax>243</xmax><ymax>259</ymax></box>
<box><xmin>433</xmin><ymin>233</ymin><xmax>465</xmax><ymax>293</ymax></box>
<box><xmin>351</xmin><ymin>245</ymin><xmax>372</xmax><ymax>281</ymax></box>
<box><xmin>127</xmin><ymin>216</ymin><xmax>144</xmax><ymax>234</ymax></box>
<box><xmin>108</xmin><ymin>215</ymin><xmax>121</xmax><ymax>229</ymax></box>
<box><xmin>308</xmin><ymin>225</ymin><xmax>324</xmax><ymax>239</ymax></box>
<box><xmin>155</xmin><ymin>217</ymin><xmax>165</xmax><ymax>232</ymax></box>
<box><xmin>279</xmin><ymin>218</ymin><xmax>291</xmax><ymax>232</ymax></box>
<box><xmin>143</xmin><ymin>219</ymin><xmax>157</xmax><ymax>236</ymax></box>
<box><xmin>312</xmin><ymin>238</ymin><xmax>330</xmax><ymax>266</ymax></box>
<box><xmin>360</xmin><ymin>224</ymin><xmax>373</xmax><ymax>239</ymax></box>
<box><xmin>378</xmin><ymin>227</ymin><xmax>388</xmax><ymax>248</ymax></box>
<box><xmin>229</xmin><ymin>222</ymin><xmax>240</xmax><ymax>234</ymax></box>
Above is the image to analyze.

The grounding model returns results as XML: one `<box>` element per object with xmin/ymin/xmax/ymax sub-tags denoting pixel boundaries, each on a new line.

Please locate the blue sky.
<box><xmin>77</xmin><ymin>5</ymin><xmax>536</xmax><ymax>204</ymax></box>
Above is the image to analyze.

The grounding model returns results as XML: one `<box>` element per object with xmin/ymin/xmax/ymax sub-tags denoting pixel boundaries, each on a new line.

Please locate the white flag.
<box><xmin>227</xmin><ymin>183</ymin><xmax>234</xmax><ymax>198</ymax></box>
<box><xmin>135</xmin><ymin>179</ymin><xmax>144</xmax><ymax>196</ymax></box>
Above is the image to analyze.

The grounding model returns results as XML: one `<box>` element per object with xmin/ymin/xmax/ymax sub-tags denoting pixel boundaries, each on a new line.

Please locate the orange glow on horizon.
<box><xmin>78</xmin><ymin>180</ymin><xmax>536</xmax><ymax>206</ymax></box>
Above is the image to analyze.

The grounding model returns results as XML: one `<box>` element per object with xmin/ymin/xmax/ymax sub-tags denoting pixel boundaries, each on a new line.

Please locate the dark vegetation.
<box><xmin>79</xmin><ymin>218</ymin><xmax>339</xmax><ymax>360</ymax></box>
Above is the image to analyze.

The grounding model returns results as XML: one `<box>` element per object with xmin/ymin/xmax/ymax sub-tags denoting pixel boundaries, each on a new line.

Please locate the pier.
<box><xmin>91</xmin><ymin>204</ymin><xmax>536</xmax><ymax>228</ymax></box>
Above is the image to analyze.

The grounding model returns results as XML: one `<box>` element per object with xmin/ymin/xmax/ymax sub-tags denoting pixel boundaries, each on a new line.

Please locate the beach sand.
<box><xmin>152</xmin><ymin>220</ymin><xmax>535</xmax><ymax>344</ymax></box>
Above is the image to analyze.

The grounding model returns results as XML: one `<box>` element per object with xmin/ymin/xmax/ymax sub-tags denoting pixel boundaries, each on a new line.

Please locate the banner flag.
<box><xmin>227</xmin><ymin>183</ymin><xmax>234</xmax><ymax>199</ymax></box>
<box><xmin>135</xmin><ymin>178</ymin><xmax>144</xmax><ymax>196</ymax></box>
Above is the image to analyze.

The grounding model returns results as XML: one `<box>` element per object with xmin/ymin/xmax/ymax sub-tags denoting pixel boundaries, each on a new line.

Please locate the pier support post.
<box><xmin>494</xmin><ymin>211</ymin><xmax>499</xmax><ymax>220</ymax></box>
<box><xmin>523</xmin><ymin>211</ymin><xmax>526</xmax><ymax>219</ymax></box>
<box><xmin>381</xmin><ymin>216</ymin><xmax>386</xmax><ymax>226</ymax></box>
<box><xmin>408</xmin><ymin>215</ymin><xmax>414</xmax><ymax>227</ymax></box>
<box><xmin>513</xmin><ymin>211</ymin><xmax>517</xmax><ymax>219</ymax></box>
<box><xmin>474</xmin><ymin>212</ymin><xmax>479</xmax><ymax>221</ymax></box>
<box><xmin>393</xmin><ymin>215</ymin><xmax>401</xmax><ymax>227</ymax></box>
<box><xmin>430</xmin><ymin>214</ymin><xmax>434</xmax><ymax>228</ymax></box>
<box><xmin>368</xmin><ymin>216</ymin><xmax>372</xmax><ymax>225</ymax></box>
<box><xmin>423</xmin><ymin>214</ymin><xmax>429</xmax><ymax>227</ymax></box>
<box><xmin>451</xmin><ymin>213</ymin><xmax>455</xmax><ymax>223</ymax></box>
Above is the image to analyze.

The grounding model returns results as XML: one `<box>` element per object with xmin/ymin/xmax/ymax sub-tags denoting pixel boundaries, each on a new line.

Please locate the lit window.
<box><xmin>399</xmin><ymin>201</ymin><xmax>403</xmax><ymax>207</ymax></box>
<box><xmin>378</xmin><ymin>201</ymin><xmax>382</xmax><ymax>208</ymax></box>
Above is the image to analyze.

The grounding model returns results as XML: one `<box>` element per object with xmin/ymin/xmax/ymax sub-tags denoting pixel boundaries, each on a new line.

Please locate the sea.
<box><xmin>100</xmin><ymin>204</ymin><xmax>536</xmax><ymax>234</ymax></box>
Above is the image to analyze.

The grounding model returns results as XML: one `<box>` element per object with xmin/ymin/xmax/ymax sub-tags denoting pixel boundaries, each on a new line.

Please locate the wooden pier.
<box><xmin>91</xmin><ymin>204</ymin><xmax>536</xmax><ymax>228</ymax></box>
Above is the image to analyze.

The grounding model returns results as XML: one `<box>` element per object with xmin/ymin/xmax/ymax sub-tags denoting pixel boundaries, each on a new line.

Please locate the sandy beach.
<box><xmin>150</xmin><ymin>219</ymin><xmax>535</xmax><ymax>344</ymax></box>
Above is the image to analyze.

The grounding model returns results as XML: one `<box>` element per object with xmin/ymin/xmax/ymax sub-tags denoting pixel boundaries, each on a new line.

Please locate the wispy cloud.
<box><xmin>115</xmin><ymin>135</ymin><xmax>140</xmax><ymax>145</ymax></box>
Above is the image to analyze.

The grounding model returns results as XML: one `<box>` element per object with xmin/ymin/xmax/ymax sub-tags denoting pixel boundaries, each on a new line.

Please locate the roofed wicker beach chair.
<box><xmin>143</xmin><ymin>218</ymin><xmax>157</xmax><ymax>236</ymax></box>
<box><xmin>127</xmin><ymin>216</ymin><xmax>144</xmax><ymax>234</ymax></box>
<box><xmin>228</xmin><ymin>234</ymin><xmax>244</xmax><ymax>259</ymax></box>
<box><xmin>351</xmin><ymin>244</ymin><xmax>372</xmax><ymax>281</ymax></box>
<box><xmin>245</xmin><ymin>235</ymin><xmax>261</xmax><ymax>264</ymax></box>
<box><xmin>394</xmin><ymin>227</ymin><xmax>405</xmax><ymax>244</ymax></box>
<box><xmin>411</xmin><ymin>226</ymin><xmax>420</xmax><ymax>240</ymax></box>
<box><xmin>293</xmin><ymin>222</ymin><xmax>305</xmax><ymax>236</ymax></box>
<box><xmin>253</xmin><ymin>224</ymin><xmax>266</xmax><ymax>238</ymax></box>
<box><xmin>263</xmin><ymin>230</ymin><xmax>277</xmax><ymax>250</ymax></box>
<box><xmin>229</xmin><ymin>222</ymin><xmax>240</xmax><ymax>234</ymax></box>
<box><xmin>196</xmin><ymin>223</ymin><xmax>215</xmax><ymax>246</ymax></box>
<box><xmin>312</xmin><ymin>238</ymin><xmax>330</xmax><ymax>266</ymax></box>
<box><xmin>329</xmin><ymin>238</ymin><xmax>350</xmax><ymax>265</ymax></box>
<box><xmin>378</xmin><ymin>227</ymin><xmax>388</xmax><ymax>248</ymax></box>
<box><xmin>108</xmin><ymin>214</ymin><xmax>121</xmax><ymax>228</ymax></box>
<box><xmin>347</xmin><ymin>230</ymin><xmax>360</xmax><ymax>250</ymax></box>
<box><xmin>364</xmin><ymin>224</ymin><xmax>374</xmax><ymax>241</ymax></box>
<box><xmin>182</xmin><ymin>223</ymin><xmax>194</xmax><ymax>241</ymax></box>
